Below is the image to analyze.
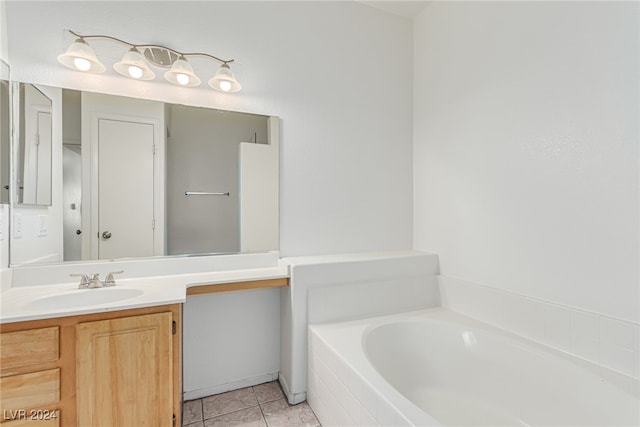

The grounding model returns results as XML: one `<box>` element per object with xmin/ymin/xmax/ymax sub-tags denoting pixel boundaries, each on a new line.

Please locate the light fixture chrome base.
<box><xmin>143</xmin><ymin>47</ymin><xmax>180</xmax><ymax>68</ymax></box>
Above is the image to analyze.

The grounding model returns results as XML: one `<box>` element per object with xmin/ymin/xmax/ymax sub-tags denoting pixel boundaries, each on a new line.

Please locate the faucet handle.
<box><xmin>87</xmin><ymin>273</ymin><xmax>104</xmax><ymax>288</ymax></box>
<box><xmin>70</xmin><ymin>273</ymin><xmax>90</xmax><ymax>288</ymax></box>
<box><xmin>104</xmin><ymin>270</ymin><xmax>124</xmax><ymax>286</ymax></box>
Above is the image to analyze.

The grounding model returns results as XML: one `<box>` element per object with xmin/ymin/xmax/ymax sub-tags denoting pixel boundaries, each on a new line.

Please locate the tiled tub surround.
<box><xmin>439</xmin><ymin>275</ymin><xmax>639</xmax><ymax>379</ymax></box>
<box><xmin>182</xmin><ymin>381</ymin><xmax>320</xmax><ymax>427</ymax></box>
<box><xmin>308</xmin><ymin>309</ymin><xmax>640</xmax><ymax>427</ymax></box>
<box><xmin>280</xmin><ymin>251</ymin><xmax>440</xmax><ymax>404</ymax></box>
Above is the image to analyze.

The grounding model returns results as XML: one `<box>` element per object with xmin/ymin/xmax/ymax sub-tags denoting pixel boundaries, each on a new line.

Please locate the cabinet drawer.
<box><xmin>1</xmin><ymin>410</ymin><xmax>60</xmax><ymax>427</ymax></box>
<box><xmin>0</xmin><ymin>328</ymin><xmax>59</xmax><ymax>374</ymax></box>
<box><xmin>0</xmin><ymin>369</ymin><xmax>60</xmax><ymax>413</ymax></box>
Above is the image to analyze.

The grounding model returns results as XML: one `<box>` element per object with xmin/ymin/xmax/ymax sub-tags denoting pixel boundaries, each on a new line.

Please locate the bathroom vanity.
<box><xmin>1</xmin><ymin>304</ymin><xmax>181</xmax><ymax>427</ymax></box>
<box><xmin>0</xmin><ymin>258</ymin><xmax>289</xmax><ymax>427</ymax></box>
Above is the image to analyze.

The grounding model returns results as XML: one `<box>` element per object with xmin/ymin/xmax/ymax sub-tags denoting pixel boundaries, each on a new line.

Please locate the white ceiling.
<box><xmin>358</xmin><ymin>1</ymin><xmax>431</xmax><ymax>19</ymax></box>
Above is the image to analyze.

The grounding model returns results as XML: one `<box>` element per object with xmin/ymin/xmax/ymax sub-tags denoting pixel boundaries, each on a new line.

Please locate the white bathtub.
<box><xmin>307</xmin><ymin>308</ymin><xmax>640</xmax><ymax>426</ymax></box>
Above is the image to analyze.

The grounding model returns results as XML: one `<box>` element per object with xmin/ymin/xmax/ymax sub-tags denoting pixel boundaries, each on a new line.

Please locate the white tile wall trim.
<box><xmin>280</xmin><ymin>251</ymin><xmax>440</xmax><ymax>405</ymax></box>
<box><xmin>439</xmin><ymin>275</ymin><xmax>640</xmax><ymax>379</ymax></box>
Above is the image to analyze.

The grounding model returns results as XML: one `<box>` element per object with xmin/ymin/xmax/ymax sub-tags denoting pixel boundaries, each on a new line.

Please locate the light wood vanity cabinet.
<box><xmin>76</xmin><ymin>313</ymin><xmax>174</xmax><ymax>427</ymax></box>
<box><xmin>0</xmin><ymin>305</ymin><xmax>181</xmax><ymax>427</ymax></box>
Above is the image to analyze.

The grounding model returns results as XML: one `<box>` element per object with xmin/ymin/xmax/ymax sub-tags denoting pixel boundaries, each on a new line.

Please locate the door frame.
<box><xmin>82</xmin><ymin>111</ymin><xmax>164</xmax><ymax>260</ymax></box>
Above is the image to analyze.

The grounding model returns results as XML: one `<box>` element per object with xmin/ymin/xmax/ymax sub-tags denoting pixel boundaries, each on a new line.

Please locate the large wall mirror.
<box><xmin>10</xmin><ymin>85</ymin><xmax>279</xmax><ymax>267</ymax></box>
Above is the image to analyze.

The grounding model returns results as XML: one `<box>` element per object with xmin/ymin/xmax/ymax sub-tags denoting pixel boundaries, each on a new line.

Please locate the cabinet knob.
<box><xmin>102</xmin><ymin>231</ymin><xmax>112</xmax><ymax>239</ymax></box>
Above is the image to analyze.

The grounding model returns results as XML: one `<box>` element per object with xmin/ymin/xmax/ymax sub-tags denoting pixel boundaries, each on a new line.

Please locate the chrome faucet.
<box><xmin>88</xmin><ymin>274</ymin><xmax>104</xmax><ymax>288</ymax></box>
<box><xmin>70</xmin><ymin>271</ymin><xmax>124</xmax><ymax>288</ymax></box>
<box><xmin>70</xmin><ymin>273</ymin><xmax>90</xmax><ymax>288</ymax></box>
<box><xmin>104</xmin><ymin>271</ymin><xmax>124</xmax><ymax>286</ymax></box>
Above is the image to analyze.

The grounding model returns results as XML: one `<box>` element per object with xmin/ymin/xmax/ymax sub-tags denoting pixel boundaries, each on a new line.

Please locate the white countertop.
<box><xmin>0</xmin><ymin>264</ymin><xmax>289</xmax><ymax>324</ymax></box>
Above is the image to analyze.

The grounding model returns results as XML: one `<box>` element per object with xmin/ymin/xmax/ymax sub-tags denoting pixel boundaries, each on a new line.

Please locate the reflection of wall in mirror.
<box><xmin>0</xmin><ymin>2</ymin><xmax>7</xmax><ymax>273</ymax></box>
<box><xmin>62</xmin><ymin>145</ymin><xmax>81</xmax><ymax>261</ymax></box>
<box><xmin>0</xmin><ymin>79</ymin><xmax>9</xmax><ymax>204</ymax></box>
<box><xmin>62</xmin><ymin>89</ymin><xmax>81</xmax><ymax>261</ymax></box>
<box><xmin>72</xmin><ymin>91</ymin><xmax>273</xmax><ymax>261</ymax></box>
<box><xmin>167</xmin><ymin>105</ymin><xmax>268</xmax><ymax>255</ymax></box>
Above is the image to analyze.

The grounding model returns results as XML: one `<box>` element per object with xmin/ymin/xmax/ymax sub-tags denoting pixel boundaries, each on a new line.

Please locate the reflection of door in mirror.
<box><xmin>19</xmin><ymin>84</ymin><xmax>52</xmax><ymax>205</ymax></box>
<box><xmin>97</xmin><ymin>119</ymin><xmax>155</xmax><ymax>259</ymax></box>
<box><xmin>79</xmin><ymin>92</ymin><xmax>164</xmax><ymax>260</ymax></box>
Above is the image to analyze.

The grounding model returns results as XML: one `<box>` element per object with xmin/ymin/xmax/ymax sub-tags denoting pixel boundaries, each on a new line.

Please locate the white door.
<box><xmin>97</xmin><ymin>119</ymin><xmax>155</xmax><ymax>259</ymax></box>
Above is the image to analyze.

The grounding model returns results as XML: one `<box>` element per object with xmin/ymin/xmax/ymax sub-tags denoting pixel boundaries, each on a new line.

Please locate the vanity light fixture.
<box><xmin>208</xmin><ymin>63</ymin><xmax>242</xmax><ymax>93</ymax></box>
<box><xmin>56</xmin><ymin>38</ymin><xmax>105</xmax><ymax>73</ymax></box>
<box><xmin>164</xmin><ymin>56</ymin><xmax>201</xmax><ymax>87</ymax></box>
<box><xmin>113</xmin><ymin>47</ymin><xmax>156</xmax><ymax>80</ymax></box>
<box><xmin>57</xmin><ymin>30</ymin><xmax>242</xmax><ymax>93</ymax></box>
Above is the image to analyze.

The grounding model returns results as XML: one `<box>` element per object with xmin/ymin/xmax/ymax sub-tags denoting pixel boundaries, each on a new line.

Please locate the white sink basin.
<box><xmin>23</xmin><ymin>288</ymin><xmax>144</xmax><ymax>311</ymax></box>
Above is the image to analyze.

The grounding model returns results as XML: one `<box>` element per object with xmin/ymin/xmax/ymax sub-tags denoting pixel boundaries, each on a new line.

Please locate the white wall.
<box><xmin>183</xmin><ymin>288</ymin><xmax>281</xmax><ymax>400</ymax></box>
<box><xmin>414</xmin><ymin>2</ymin><xmax>639</xmax><ymax>322</ymax></box>
<box><xmin>0</xmin><ymin>0</ymin><xmax>7</xmax><ymax>63</ymax></box>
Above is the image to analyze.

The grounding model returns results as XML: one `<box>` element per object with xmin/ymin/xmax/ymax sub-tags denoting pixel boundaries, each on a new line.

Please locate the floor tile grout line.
<box><xmin>183</xmin><ymin>381</ymin><xmax>321</xmax><ymax>427</ymax></box>
<box><xmin>203</xmin><ymin>402</ymin><xmax>260</xmax><ymax>421</ymax></box>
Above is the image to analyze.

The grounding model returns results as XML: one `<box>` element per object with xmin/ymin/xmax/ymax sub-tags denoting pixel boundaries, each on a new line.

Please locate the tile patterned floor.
<box><xmin>183</xmin><ymin>381</ymin><xmax>321</xmax><ymax>427</ymax></box>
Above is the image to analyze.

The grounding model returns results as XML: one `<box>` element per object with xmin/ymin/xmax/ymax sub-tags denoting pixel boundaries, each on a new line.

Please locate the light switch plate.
<box><xmin>38</xmin><ymin>215</ymin><xmax>48</xmax><ymax>237</ymax></box>
<box><xmin>13</xmin><ymin>214</ymin><xmax>22</xmax><ymax>238</ymax></box>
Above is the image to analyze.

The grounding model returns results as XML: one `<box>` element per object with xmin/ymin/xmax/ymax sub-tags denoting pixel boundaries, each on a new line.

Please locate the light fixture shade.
<box><xmin>208</xmin><ymin>63</ymin><xmax>242</xmax><ymax>93</ymax></box>
<box><xmin>164</xmin><ymin>58</ymin><xmax>201</xmax><ymax>87</ymax></box>
<box><xmin>113</xmin><ymin>48</ymin><xmax>156</xmax><ymax>80</ymax></box>
<box><xmin>57</xmin><ymin>39</ymin><xmax>105</xmax><ymax>73</ymax></box>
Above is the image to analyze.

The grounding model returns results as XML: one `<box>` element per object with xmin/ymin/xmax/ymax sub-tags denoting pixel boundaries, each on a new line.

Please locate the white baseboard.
<box><xmin>183</xmin><ymin>371</ymin><xmax>279</xmax><ymax>401</ymax></box>
<box><xmin>279</xmin><ymin>373</ymin><xmax>306</xmax><ymax>405</ymax></box>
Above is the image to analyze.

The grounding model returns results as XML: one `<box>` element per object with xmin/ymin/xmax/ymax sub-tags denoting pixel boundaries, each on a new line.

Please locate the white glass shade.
<box><xmin>113</xmin><ymin>48</ymin><xmax>156</xmax><ymax>80</ymax></box>
<box><xmin>208</xmin><ymin>63</ymin><xmax>242</xmax><ymax>93</ymax></box>
<box><xmin>164</xmin><ymin>58</ymin><xmax>201</xmax><ymax>87</ymax></box>
<box><xmin>57</xmin><ymin>39</ymin><xmax>105</xmax><ymax>73</ymax></box>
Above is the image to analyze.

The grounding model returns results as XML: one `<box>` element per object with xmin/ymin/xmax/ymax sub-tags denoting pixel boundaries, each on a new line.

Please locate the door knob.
<box><xmin>76</xmin><ymin>229</ymin><xmax>82</xmax><ymax>235</ymax></box>
<box><xmin>102</xmin><ymin>231</ymin><xmax>112</xmax><ymax>239</ymax></box>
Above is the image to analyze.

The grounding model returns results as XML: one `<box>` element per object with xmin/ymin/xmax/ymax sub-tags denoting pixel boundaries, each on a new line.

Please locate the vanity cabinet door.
<box><xmin>76</xmin><ymin>312</ymin><xmax>173</xmax><ymax>427</ymax></box>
